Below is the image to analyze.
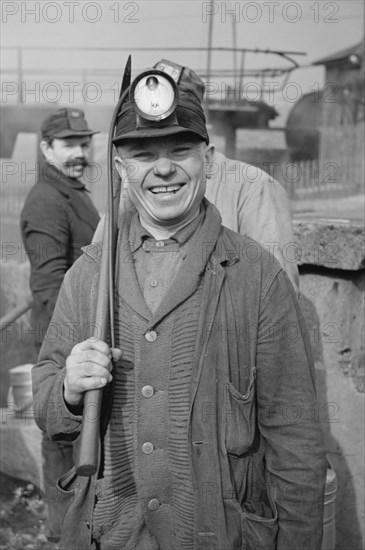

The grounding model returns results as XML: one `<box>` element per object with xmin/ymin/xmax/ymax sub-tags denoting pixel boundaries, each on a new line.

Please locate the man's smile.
<box><xmin>149</xmin><ymin>183</ymin><xmax>186</xmax><ymax>195</ymax></box>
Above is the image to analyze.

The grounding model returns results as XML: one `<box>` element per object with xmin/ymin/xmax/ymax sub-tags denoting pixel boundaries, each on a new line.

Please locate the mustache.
<box><xmin>64</xmin><ymin>158</ymin><xmax>89</xmax><ymax>168</ymax></box>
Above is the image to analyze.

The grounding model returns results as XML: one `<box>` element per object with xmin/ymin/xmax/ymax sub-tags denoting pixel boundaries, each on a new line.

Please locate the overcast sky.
<box><xmin>1</xmin><ymin>1</ymin><xmax>364</xmax><ymax>122</ymax></box>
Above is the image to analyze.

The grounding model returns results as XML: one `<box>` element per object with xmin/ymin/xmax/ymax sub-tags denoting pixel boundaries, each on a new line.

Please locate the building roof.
<box><xmin>313</xmin><ymin>40</ymin><xmax>364</xmax><ymax>67</ymax></box>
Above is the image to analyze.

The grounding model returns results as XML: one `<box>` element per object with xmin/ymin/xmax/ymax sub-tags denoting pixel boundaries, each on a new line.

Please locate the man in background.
<box><xmin>20</xmin><ymin>107</ymin><xmax>100</xmax><ymax>543</ymax></box>
<box><xmin>205</xmin><ymin>150</ymin><xmax>299</xmax><ymax>289</ymax></box>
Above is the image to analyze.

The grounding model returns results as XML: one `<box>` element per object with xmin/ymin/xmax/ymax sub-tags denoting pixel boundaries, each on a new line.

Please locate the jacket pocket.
<box><xmin>241</xmin><ymin>500</ymin><xmax>278</xmax><ymax>550</ymax></box>
<box><xmin>224</xmin><ymin>367</ymin><xmax>256</xmax><ymax>457</ymax></box>
<box><xmin>56</xmin><ymin>466</ymin><xmax>79</xmax><ymax>527</ymax></box>
<box><xmin>56</xmin><ymin>466</ymin><xmax>94</xmax><ymax>550</ymax></box>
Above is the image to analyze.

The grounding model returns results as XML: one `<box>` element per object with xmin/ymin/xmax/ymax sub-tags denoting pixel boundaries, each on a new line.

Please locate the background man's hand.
<box><xmin>64</xmin><ymin>339</ymin><xmax>122</xmax><ymax>406</ymax></box>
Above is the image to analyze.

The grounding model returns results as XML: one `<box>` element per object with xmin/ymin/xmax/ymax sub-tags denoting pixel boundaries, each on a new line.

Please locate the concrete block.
<box><xmin>294</xmin><ymin>218</ymin><xmax>365</xmax><ymax>270</ymax></box>
<box><xmin>12</xmin><ymin>132</ymin><xmax>38</xmax><ymax>164</ymax></box>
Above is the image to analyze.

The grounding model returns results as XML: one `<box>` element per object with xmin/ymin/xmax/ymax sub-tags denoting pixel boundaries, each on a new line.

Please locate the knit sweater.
<box><xmin>92</xmin><ymin>206</ymin><xmax>217</xmax><ymax>549</ymax></box>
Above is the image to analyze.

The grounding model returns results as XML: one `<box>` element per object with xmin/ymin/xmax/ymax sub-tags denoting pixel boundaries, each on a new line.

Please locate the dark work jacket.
<box><xmin>20</xmin><ymin>163</ymin><xmax>100</xmax><ymax>346</ymax></box>
<box><xmin>32</xmin><ymin>202</ymin><xmax>327</xmax><ymax>550</ymax></box>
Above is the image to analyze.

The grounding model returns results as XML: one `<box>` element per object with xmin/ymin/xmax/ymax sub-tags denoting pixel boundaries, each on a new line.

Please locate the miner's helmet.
<box><xmin>112</xmin><ymin>59</ymin><xmax>209</xmax><ymax>145</ymax></box>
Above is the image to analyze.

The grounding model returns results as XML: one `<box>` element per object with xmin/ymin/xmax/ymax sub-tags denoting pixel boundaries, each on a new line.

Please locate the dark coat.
<box><xmin>32</xmin><ymin>202</ymin><xmax>327</xmax><ymax>550</ymax></box>
<box><xmin>20</xmin><ymin>163</ymin><xmax>100</xmax><ymax>346</ymax></box>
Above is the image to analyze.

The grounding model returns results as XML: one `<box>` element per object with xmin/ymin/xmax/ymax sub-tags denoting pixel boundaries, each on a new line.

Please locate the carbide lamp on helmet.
<box><xmin>130</xmin><ymin>70</ymin><xmax>178</xmax><ymax>122</ymax></box>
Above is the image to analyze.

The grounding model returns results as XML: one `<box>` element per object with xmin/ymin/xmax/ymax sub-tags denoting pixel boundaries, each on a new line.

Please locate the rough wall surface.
<box><xmin>295</xmin><ymin>218</ymin><xmax>365</xmax><ymax>550</ymax></box>
<box><xmin>295</xmin><ymin>219</ymin><xmax>365</xmax><ymax>270</ymax></box>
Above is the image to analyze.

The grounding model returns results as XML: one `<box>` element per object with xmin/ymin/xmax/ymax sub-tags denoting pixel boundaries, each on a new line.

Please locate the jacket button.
<box><xmin>145</xmin><ymin>330</ymin><xmax>157</xmax><ymax>342</ymax></box>
<box><xmin>141</xmin><ymin>385</ymin><xmax>154</xmax><ymax>398</ymax></box>
<box><xmin>142</xmin><ymin>442</ymin><xmax>154</xmax><ymax>454</ymax></box>
<box><xmin>147</xmin><ymin>498</ymin><xmax>160</xmax><ymax>511</ymax></box>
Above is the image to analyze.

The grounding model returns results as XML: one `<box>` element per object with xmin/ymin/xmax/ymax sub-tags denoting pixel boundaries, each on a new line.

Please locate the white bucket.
<box><xmin>321</xmin><ymin>466</ymin><xmax>337</xmax><ymax>550</ymax></box>
<box><xmin>8</xmin><ymin>363</ymin><xmax>34</xmax><ymax>416</ymax></box>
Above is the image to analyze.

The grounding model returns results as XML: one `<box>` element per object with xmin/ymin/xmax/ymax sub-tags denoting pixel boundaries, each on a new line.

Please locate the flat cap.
<box><xmin>41</xmin><ymin>108</ymin><xmax>99</xmax><ymax>140</ymax></box>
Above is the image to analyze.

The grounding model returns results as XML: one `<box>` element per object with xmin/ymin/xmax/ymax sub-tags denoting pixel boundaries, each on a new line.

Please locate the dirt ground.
<box><xmin>0</xmin><ymin>471</ymin><xmax>58</xmax><ymax>550</ymax></box>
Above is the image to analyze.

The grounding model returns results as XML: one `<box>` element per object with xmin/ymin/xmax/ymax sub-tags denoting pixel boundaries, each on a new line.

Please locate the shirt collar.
<box><xmin>129</xmin><ymin>207</ymin><xmax>205</xmax><ymax>254</ymax></box>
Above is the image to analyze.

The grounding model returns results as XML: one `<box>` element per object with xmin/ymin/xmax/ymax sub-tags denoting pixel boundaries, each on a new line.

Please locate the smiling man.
<box><xmin>114</xmin><ymin>133</ymin><xmax>214</xmax><ymax>237</ymax></box>
<box><xmin>21</xmin><ymin>108</ymin><xmax>100</xmax><ymax>349</ymax></box>
<box><xmin>32</xmin><ymin>62</ymin><xmax>326</xmax><ymax>550</ymax></box>
<box><xmin>20</xmin><ymin>107</ymin><xmax>100</xmax><ymax>543</ymax></box>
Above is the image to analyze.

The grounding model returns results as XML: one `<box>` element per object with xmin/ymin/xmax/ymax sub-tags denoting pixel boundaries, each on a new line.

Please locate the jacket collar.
<box><xmin>41</xmin><ymin>163</ymin><xmax>88</xmax><ymax>193</ymax></box>
<box><xmin>204</xmin><ymin>204</ymin><xmax>240</xmax><ymax>270</ymax></box>
<box><xmin>40</xmin><ymin>163</ymin><xmax>100</xmax><ymax>231</ymax></box>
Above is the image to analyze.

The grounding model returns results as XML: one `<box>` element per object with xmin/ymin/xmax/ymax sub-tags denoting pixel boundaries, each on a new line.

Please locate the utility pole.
<box><xmin>206</xmin><ymin>0</ymin><xmax>214</xmax><ymax>125</ymax></box>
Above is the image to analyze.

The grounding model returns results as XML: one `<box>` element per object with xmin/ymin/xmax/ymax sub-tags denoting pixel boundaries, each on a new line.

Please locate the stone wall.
<box><xmin>294</xmin><ymin>218</ymin><xmax>365</xmax><ymax>550</ymax></box>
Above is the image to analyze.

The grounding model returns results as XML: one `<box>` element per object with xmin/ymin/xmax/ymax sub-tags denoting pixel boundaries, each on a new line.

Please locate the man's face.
<box><xmin>41</xmin><ymin>136</ymin><xmax>92</xmax><ymax>179</ymax></box>
<box><xmin>115</xmin><ymin>133</ymin><xmax>214</xmax><ymax>230</ymax></box>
